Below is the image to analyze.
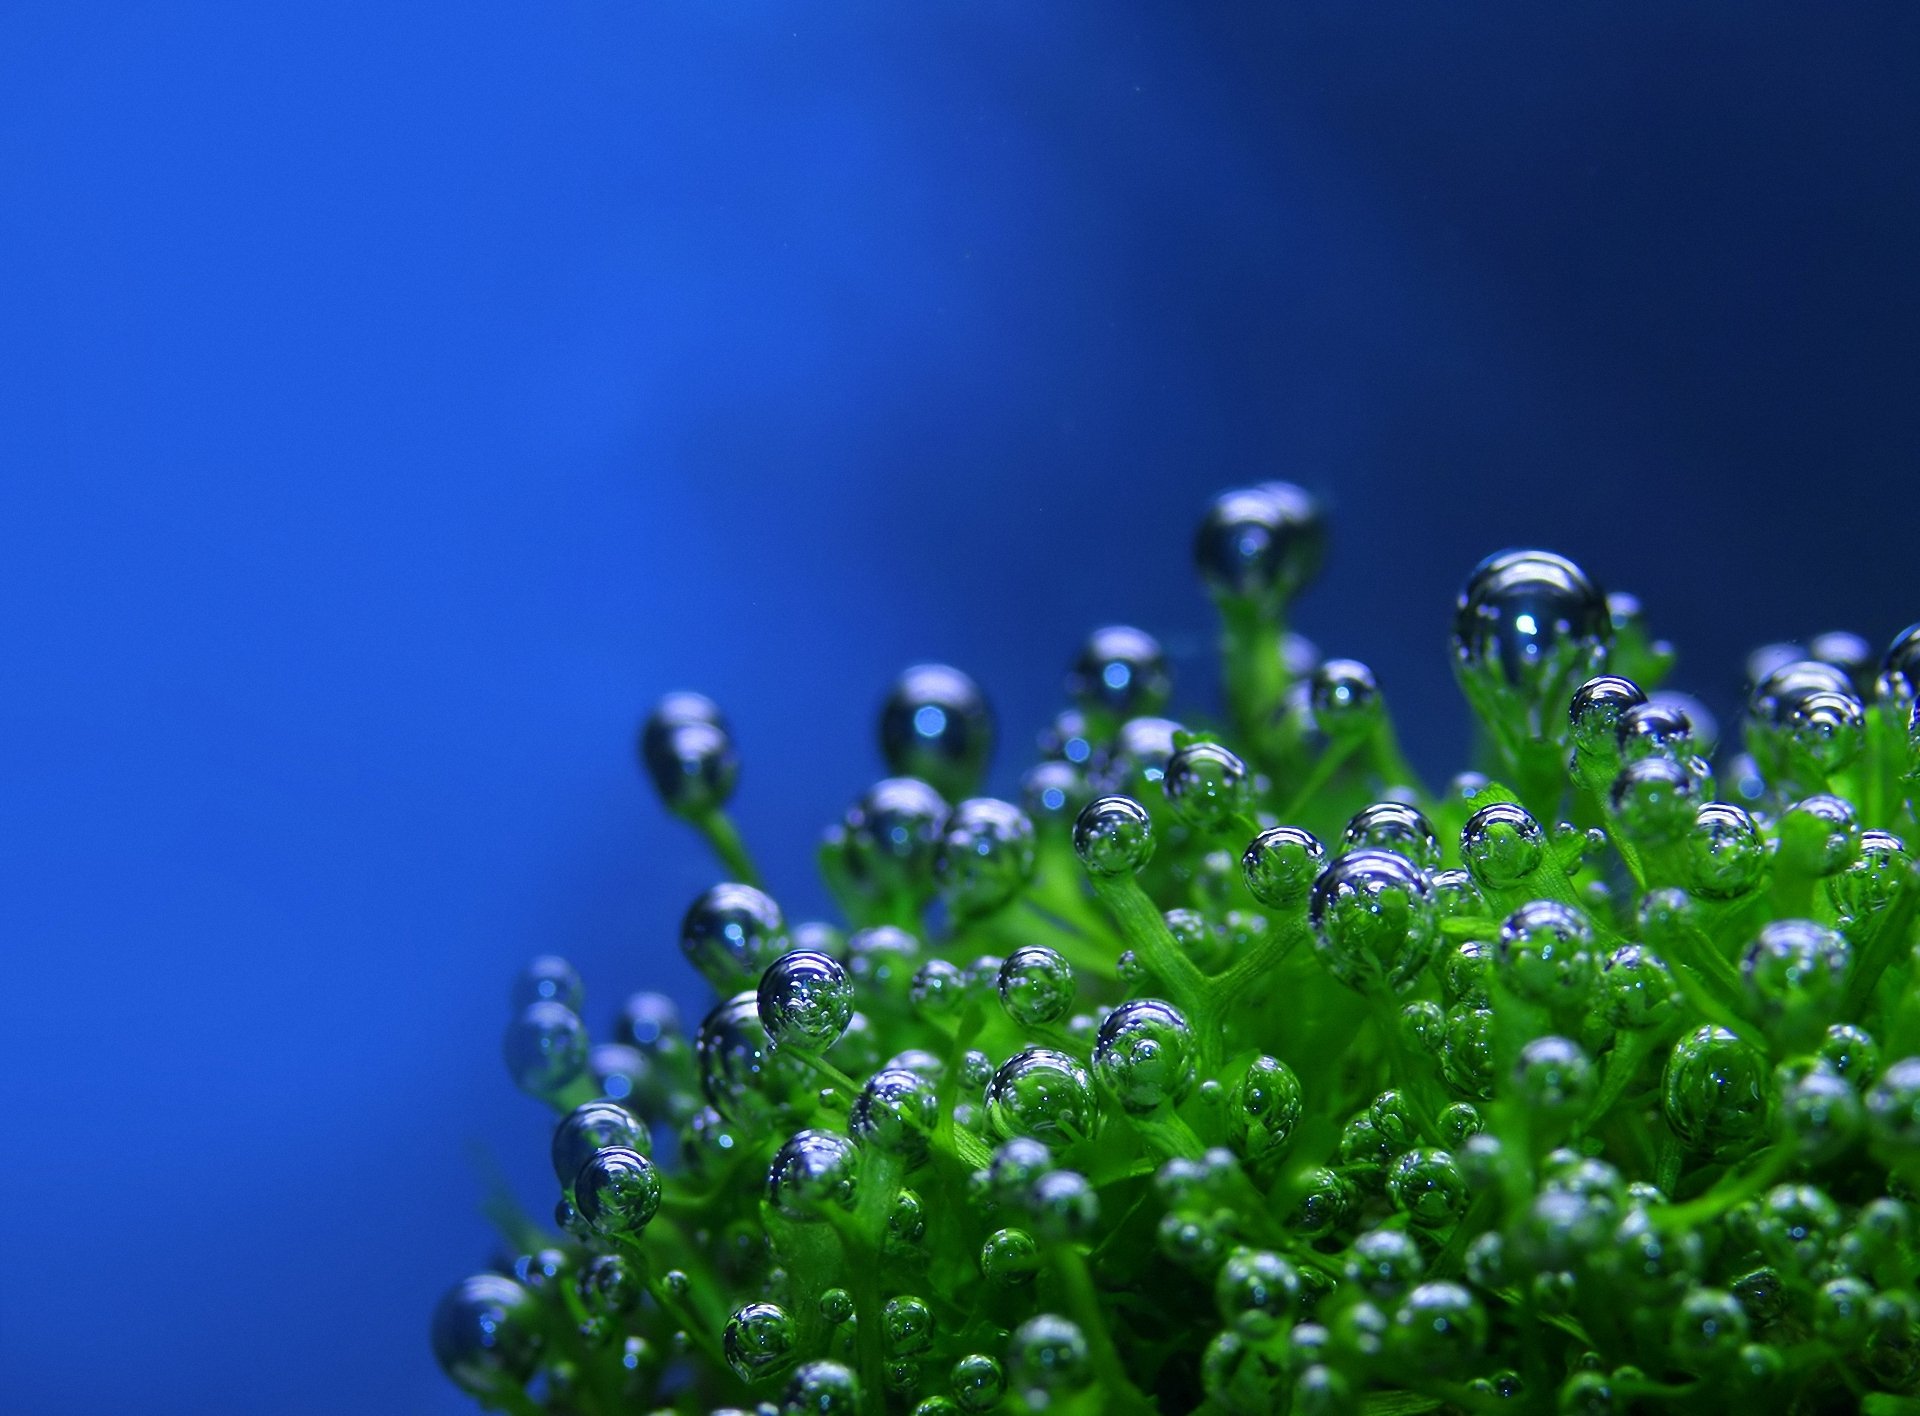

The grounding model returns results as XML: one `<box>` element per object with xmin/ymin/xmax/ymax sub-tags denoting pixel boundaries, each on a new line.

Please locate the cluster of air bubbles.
<box><xmin>437</xmin><ymin>483</ymin><xmax>1920</xmax><ymax>1414</ymax></box>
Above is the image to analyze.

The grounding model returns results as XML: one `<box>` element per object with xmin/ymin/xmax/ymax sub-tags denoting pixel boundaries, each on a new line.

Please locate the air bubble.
<box><xmin>1687</xmin><ymin>803</ymin><xmax>1767</xmax><ymax>900</ymax></box>
<box><xmin>1452</xmin><ymin>550</ymin><xmax>1611</xmax><ymax>711</ymax></box>
<box><xmin>880</xmin><ymin>664</ymin><xmax>994</xmax><ymax>800</ymax></box>
<box><xmin>1460</xmin><ymin>802</ymin><xmax>1545</xmax><ymax>891</ymax></box>
<box><xmin>697</xmin><ymin>991</ymin><xmax>801</xmax><ymax>1125</ymax></box>
<box><xmin>1341</xmin><ymin>802</ymin><xmax>1441</xmax><ymax>870</ymax></box>
<box><xmin>842</xmin><ymin>778</ymin><xmax>950</xmax><ymax>899</ymax></box>
<box><xmin>639</xmin><ymin>694</ymin><xmax>738</xmax><ymax>816</ymax></box>
<box><xmin>767</xmin><ymin>1130</ymin><xmax>861</xmax><ymax>1221</ymax></box>
<box><xmin>551</xmin><ymin>1100</ymin><xmax>649</xmax><ymax>1190</ymax></box>
<box><xmin>1310</xmin><ymin>659</ymin><xmax>1381</xmax><ymax>739</ymax></box>
<box><xmin>1091</xmin><ymin>999</ymin><xmax>1197</xmax><ymax>1115</ymax></box>
<box><xmin>1072</xmin><ymin>795</ymin><xmax>1155</xmax><ymax>878</ymax></box>
<box><xmin>1496</xmin><ymin>899</ymin><xmax>1597</xmax><ymax>1006</ymax></box>
<box><xmin>757</xmin><ymin>949</ymin><xmax>854</xmax><ymax>1053</ymax></box>
<box><xmin>1665</xmin><ymin>1026</ymin><xmax>1770</xmax><ymax>1153</ymax></box>
<box><xmin>1228</xmin><ymin>1054</ymin><xmax>1304</xmax><ymax>1161</ymax></box>
<box><xmin>725</xmin><ymin>1301</ymin><xmax>798</xmax><ymax>1385</ymax></box>
<box><xmin>984</xmin><ymin>1048</ymin><xmax>1098</xmax><ymax>1148</ymax></box>
<box><xmin>510</xmin><ymin>955</ymin><xmax>583</xmax><ymax>1014</ymax></box>
<box><xmin>784</xmin><ymin>1359</ymin><xmax>861</xmax><ymax>1415</ymax></box>
<box><xmin>997</xmin><ymin>946</ymin><xmax>1076</xmax><ymax>1027</ymax></box>
<box><xmin>1568</xmin><ymin>675</ymin><xmax>1647</xmax><ymax>757</ymax></box>
<box><xmin>574</xmin><ymin>1147</ymin><xmax>662</xmax><ymax>1236</ymax></box>
<box><xmin>1242</xmin><ymin>826</ymin><xmax>1326</xmax><ymax>909</ymax></box>
<box><xmin>1068</xmin><ymin>626</ymin><xmax>1171</xmax><ymax>719</ymax></box>
<box><xmin>1163</xmin><ymin>741</ymin><xmax>1252</xmax><ymax>831</ymax></box>
<box><xmin>1192</xmin><ymin>483</ymin><xmax>1326</xmax><ymax>607</ymax></box>
<box><xmin>936</xmin><ymin>798</ymin><xmax>1037</xmax><ymax>919</ymax></box>
<box><xmin>850</xmin><ymin>1067</ymin><xmax>940</xmax><ymax>1162</ymax></box>
<box><xmin>1307</xmin><ymin>849</ymin><xmax>1441</xmax><ymax>994</ymax></box>
<box><xmin>681</xmin><ymin>882</ymin><xmax>789</xmax><ymax>987</ymax></box>
<box><xmin>430</xmin><ymin>1275</ymin><xmax>543</xmax><ymax>1396</ymax></box>
<box><xmin>503</xmin><ymin>1001</ymin><xmax>588</xmax><ymax>1099</ymax></box>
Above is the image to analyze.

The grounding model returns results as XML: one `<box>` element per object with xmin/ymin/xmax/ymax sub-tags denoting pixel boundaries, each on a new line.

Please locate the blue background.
<box><xmin>3</xmin><ymin>5</ymin><xmax>1918</xmax><ymax>1413</ymax></box>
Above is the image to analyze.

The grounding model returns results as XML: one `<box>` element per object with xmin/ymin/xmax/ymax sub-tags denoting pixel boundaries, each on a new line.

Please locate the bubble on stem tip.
<box><xmin>1213</xmin><ymin>1247</ymin><xmax>1303</xmax><ymax>1338</ymax></box>
<box><xmin>1307</xmin><ymin>848</ymin><xmax>1440</xmax><ymax>994</ymax></box>
<box><xmin>1652</xmin><ymin>690</ymin><xmax>1719</xmax><ymax>757</ymax></box>
<box><xmin>574</xmin><ymin>1146</ymin><xmax>662</xmax><ymax>1236</ymax></box>
<box><xmin>583</xmin><ymin>1042</ymin><xmax>654</xmax><ymax>1119</ymax></box>
<box><xmin>503</xmin><ymin>1000</ymin><xmax>588</xmax><ymax>1098</ymax></box>
<box><xmin>1431</xmin><ymin>869</ymin><xmax>1487</xmax><ymax>924</ymax></box>
<box><xmin>1072</xmin><ymin>795</ymin><xmax>1155</xmax><ymax>877</ymax></box>
<box><xmin>838</xmin><ymin>927</ymin><xmax>919</xmax><ymax>1003</ymax></box>
<box><xmin>1092</xmin><ymin>999</ymin><xmax>1196</xmax><ymax>1115</ymax></box>
<box><xmin>757</xmin><ymin>949</ymin><xmax>854</xmax><ymax>1052</ymax></box>
<box><xmin>1020</xmin><ymin>759</ymin><xmax>1091</xmax><ymax>830</ymax></box>
<box><xmin>510</xmin><ymin>955</ymin><xmax>583</xmax><ymax>1014</ymax></box>
<box><xmin>1341</xmin><ymin>802</ymin><xmax>1441</xmax><ymax>870</ymax></box>
<box><xmin>613</xmin><ymin>990</ymin><xmax>682</xmax><ymax>1053</ymax></box>
<box><xmin>639</xmin><ymin>695</ymin><xmax>738</xmax><ymax>816</ymax></box>
<box><xmin>1747</xmin><ymin>660</ymin><xmax>1865</xmax><ymax>784</ymax></box>
<box><xmin>879</xmin><ymin>664</ymin><xmax>994</xmax><ymax>800</ymax></box>
<box><xmin>1830</xmin><ymin>831</ymin><xmax>1913</xmax><ymax>921</ymax></box>
<box><xmin>1568</xmin><ymin>675</ymin><xmax>1647</xmax><ymax>757</ymax></box>
<box><xmin>1242</xmin><ymin>825</ymin><xmax>1326</xmax><ymax>909</ymax></box>
<box><xmin>1779</xmin><ymin>794</ymin><xmax>1863</xmax><ymax>877</ymax></box>
<box><xmin>1039</xmin><ymin>708</ymin><xmax>1095</xmax><ymax>765</ymax></box>
<box><xmin>1227</xmin><ymin>1054</ymin><xmax>1304</xmax><ymax>1161</ymax></box>
<box><xmin>1309</xmin><ymin>659</ymin><xmax>1381</xmax><ymax>737</ymax></box>
<box><xmin>767</xmin><ymin>1129</ymin><xmax>861</xmax><ymax>1221</ymax></box>
<box><xmin>1451</xmin><ymin>550</ymin><xmax>1611</xmax><ymax>707</ymax></box>
<box><xmin>1008</xmin><ymin>1312</ymin><xmax>1091</xmax><ymax>1402</ymax></box>
<box><xmin>1100</xmin><ymin>715</ymin><xmax>1183</xmax><ymax>795</ymax></box>
<box><xmin>936</xmin><ymin>797</ymin><xmax>1037</xmax><ymax>919</ymax></box>
<box><xmin>1390</xmin><ymin>1282</ymin><xmax>1486</xmax><ymax>1373</ymax></box>
<box><xmin>1512</xmin><ymin>1036</ymin><xmax>1594</xmax><ymax>1115</ymax></box>
<box><xmin>1068</xmin><ymin>625</ymin><xmax>1171</xmax><ymax>719</ymax></box>
<box><xmin>1616</xmin><ymin>699</ymin><xmax>1695</xmax><ymax>763</ymax></box>
<box><xmin>1741</xmin><ymin>920</ymin><xmax>1850</xmax><ymax>1030</ymax></box>
<box><xmin>681</xmin><ymin>882</ymin><xmax>789</xmax><ymax>986</ymax></box>
<box><xmin>985</xmin><ymin>1047</ymin><xmax>1098</xmax><ymax>1148</ymax></box>
<box><xmin>552</xmin><ymin>1100</ymin><xmax>649</xmax><ymax>1189</ymax></box>
<box><xmin>1389</xmin><ymin>1148</ymin><xmax>1468</xmax><ymax>1227</ymax></box>
<box><xmin>850</xmin><ymin>1066</ymin><xmax>940</xmax><ymax>1162</ymax></box>
<box><xmin>1806</xmin><ymin>630</ymin><xmax>1876</xmax><ymax>693</ymax></box>
<box><xmin>1687</xmin><ymin>803</ymin><xmax>1767</xmax><ymax>900</ymax></box>
<box><xmin>783</xmin><ymin>1359</ymin><xmax>862</xmax><ymax>1415</ymax></box>
<box><xmin>842</xmin><ymin>777</ymin><xmax>951</xmax><ymax>898</ymax></box>
<box><xmin>1664</xmin><ymin>1026</ymin><xmax>1770</xmax><ymax>1153</ymax></box>
<box><xmin>949</xmin><ymin>1353</ymin><xmax>1007</xmax><ymax>1412</ymax></box>
<box><xmin>1192</xmin><ymin>482</ymin><xmax>1327</xmax><ymax>607</ymax></box>
<box><xmin>1460</xmin><ymin>801</ymin><xmax>1545</xmax><ymax>891</ymax></box>
<box><xmin>1885</xmin><ymin>622</ymin><xmax>1920</xmax><ymax>693</ymax></box>
<box><xmin>982</xmin><ymin>1227</ymin><xmax>1041</xmax><ymax>1287</ymax></box>
<box><xmin>724</xmin><ymin>1301</ymin><xmax>798</xmax><ymax>1385</ymax></box>
<box><xmin>1777</xmin><ymin>1060</ymin><xmax>1861</xmax><ymax>1163</ymax></box>
<box><xmin>1609</xmin><ymin>757</ymin><xmax>1699</xmax><ymax>844</ymax></box>
<box><xmin>697</xmin><ymin>991</ymin><xmax>802</xmax><ymax>1125</ymax></box>
<box><xmin>1866</xmin><ymin>1059</ymin><xmax>1920</xmax><ymax>1150</ymax></box>
<box><xmin>431</xmin><ymin>1274</ymin><xmax>544</xmax><ymax>1396</ymax></box>
<box><xmin>1163</xmin><ymin>740</ymin><xmax>1252</xmax><ymax>831</ymax></box>
<box><xmin>997</xmin><ymin>946</ymin><xmax>1076</xmax><ymax>1027</ymax></box>
<box><xmin>1601</xmin><ymin>944</ymin><xmax>1679</xmax><ymax>1031</ymax></box>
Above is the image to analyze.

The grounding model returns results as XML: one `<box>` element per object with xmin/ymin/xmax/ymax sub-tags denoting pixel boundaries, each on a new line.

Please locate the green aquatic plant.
<box><xmin>434</xmin><ymin>484</ymin><xmax>1920</xmax><ymax>1415</ymax></box>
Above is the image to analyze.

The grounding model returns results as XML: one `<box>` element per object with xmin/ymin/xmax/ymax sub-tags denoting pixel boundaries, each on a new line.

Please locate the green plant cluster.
<box><xmin>433</xmin><ymin>483</ymin><xmax>1920</xmax><ymax>1416</ymax></box>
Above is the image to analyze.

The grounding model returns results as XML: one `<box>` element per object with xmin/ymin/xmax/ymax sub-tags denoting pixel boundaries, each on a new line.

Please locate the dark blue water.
<box><xmin>2</xmin><ymin>5</ymin><xmax>1915</xmax><ymax>1412</ymax></box>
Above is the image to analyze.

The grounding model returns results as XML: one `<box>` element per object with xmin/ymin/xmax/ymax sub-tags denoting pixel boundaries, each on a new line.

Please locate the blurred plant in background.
<box><xmin>434</xmin><ymin>484</ymin><xmax>1920</xmax><ymax>1414</ymax></box>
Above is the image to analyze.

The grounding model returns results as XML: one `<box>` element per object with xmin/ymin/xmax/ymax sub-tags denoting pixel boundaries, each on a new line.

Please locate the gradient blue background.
<box><xmin>3</xmin><ymin>5</ymin><xmax>1918</xmax><ymax>1413</ymax></box>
